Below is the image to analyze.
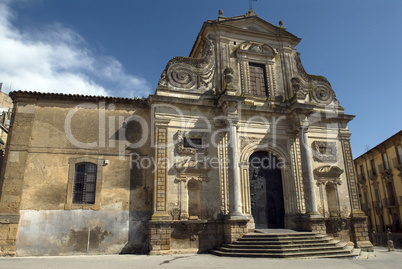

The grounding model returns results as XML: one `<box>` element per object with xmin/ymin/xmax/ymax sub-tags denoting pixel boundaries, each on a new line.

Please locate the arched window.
<box><xmin>73</xmin><ymin>162</ymin><xmax>97</xmax><ymax>204</ymax></box>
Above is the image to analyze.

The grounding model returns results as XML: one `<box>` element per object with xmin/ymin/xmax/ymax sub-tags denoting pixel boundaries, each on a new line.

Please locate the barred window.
<box><xmin>73</xmin><ymin>162</ymin><xmax>97</xmax><ymax>204</ymax></box>
<box><xmin>249</xmin><ymin>62</ymin><xmax>268</xmax><ymax>97</ymax></box>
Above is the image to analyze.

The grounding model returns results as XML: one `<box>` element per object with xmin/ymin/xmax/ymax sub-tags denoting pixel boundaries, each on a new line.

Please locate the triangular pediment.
<box><xmin>212</xmin><ymin>14</ymin><xmax>300</xmax><ymax>42</ymax></box>
<box><xmin>219</xmin><ymin>17</ymin><xmax>278</xmax><ymax>34</ymax></box>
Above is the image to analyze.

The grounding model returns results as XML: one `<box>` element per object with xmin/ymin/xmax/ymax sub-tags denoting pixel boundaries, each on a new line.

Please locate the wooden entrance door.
<box><xmin>249</xmin><ymin>151</ymin><xmax>285</xmax><ymax>229</ymax></box>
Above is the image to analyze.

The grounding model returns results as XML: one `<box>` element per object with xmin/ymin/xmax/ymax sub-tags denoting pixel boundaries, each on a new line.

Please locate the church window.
<box><xmin>73</xmin><ymin>162</ymin><xmax>97</xmax><ymax>204</ymax></box>
<box><xmin>249</xmin><ymin>62</ymin><xmax>268</xmax><ymax>97</ymax></box>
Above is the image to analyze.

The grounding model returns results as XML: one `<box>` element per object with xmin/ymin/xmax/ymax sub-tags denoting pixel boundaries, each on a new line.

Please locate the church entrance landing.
<box><xmin>249</xmin><ymin>151</ymin><xmax>285</xmax><ymax>229</ymax></box>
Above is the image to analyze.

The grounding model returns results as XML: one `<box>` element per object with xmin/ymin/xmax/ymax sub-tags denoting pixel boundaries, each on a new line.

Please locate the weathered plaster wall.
<box><xmin>2</xmin><ymin>98</ymin><xmax>153</xmax><ymax>256</ymax></box>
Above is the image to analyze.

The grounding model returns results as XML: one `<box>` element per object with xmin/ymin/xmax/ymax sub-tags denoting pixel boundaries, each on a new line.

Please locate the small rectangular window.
<box><xmin>73</xmin><ymin>162</ymin><xmax>97</xmax><ymax>204</ymax></box>
<box><xmin>249</xmin><ymin>63</ymin><xmax>268</xmax><ymax>97</ymax></box>
<box><xmin>183</xmin><ymin>137</ymin><xmax>202</xmax><ymax>149</ymax></box>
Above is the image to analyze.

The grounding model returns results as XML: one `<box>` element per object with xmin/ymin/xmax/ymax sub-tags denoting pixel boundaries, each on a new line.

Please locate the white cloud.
<box><xmin>0</xmin><ymin>1</ymin><xmax>151</xmax><ymax>97</ymax></box>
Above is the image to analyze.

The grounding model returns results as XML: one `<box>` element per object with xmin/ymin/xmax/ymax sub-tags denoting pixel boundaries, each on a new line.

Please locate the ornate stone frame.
<box><xmin>65</xmin><ymin>157</ymin><xmax>104</xmax><ymax>210</ymax></box>
<box><xmin>312</xmin><ymin>141</ymin><xmax>338</xmax><ymax>163</ymax></box>
<box><xmin>238</xmin><ymin>139</ymin><xmax>293</xmax><ymax>218</ymax></box>
<box><xmin>177</xmin><ymin>131</ymin><xmax>208</xmax><ymax>155</ymax></box>
<box><xmin>235</xmin><ymin>41</ymin><xmax>277</xmax><ymax>99</ymax></box>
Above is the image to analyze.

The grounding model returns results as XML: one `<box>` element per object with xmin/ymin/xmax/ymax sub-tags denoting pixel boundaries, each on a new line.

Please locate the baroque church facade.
<box><xmin>0</xmin><ymin>11</ymin><xmax>372</xmax><ymax>256</ymax></box>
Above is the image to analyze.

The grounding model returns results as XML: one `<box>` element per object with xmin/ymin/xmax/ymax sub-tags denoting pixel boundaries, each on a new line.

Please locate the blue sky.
<box><xmin>0</xmin><ymin>0</ymin><xmax>401</xmax><ymax>158</ymax></box>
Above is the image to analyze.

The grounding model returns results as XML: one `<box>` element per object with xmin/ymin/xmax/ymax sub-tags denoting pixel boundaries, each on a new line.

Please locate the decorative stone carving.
<box><xmin>177</xmin><ymin>131</ymin><xmax>208</xmax><ymax>155</ymax></box>
<box><xmin>158</xmin><ymin>39</ymin><xmax>215</xmax><ymax>91</ymax></box>
<box><xmin>291</xmin><ymin>77</ymin><xmax>308</xmax><ymax>99</ymax></box>
<box><xmin>381</xmin><ymin>169</ymin><xmax>394</xmax><ymax>183</ymax></box>
<box><xmin>236</xmin><ymin>41</ymin><xmax>277</xmax><ymax>58</ymax></box>
<box><xmin>314</xmin><ymin>165</ymin><xmax>344</xmax><ymax>178</ymax></box>
<box><xmin>294</xmin><ymin>53</ymin><xmax>337</xmax><ymax>104</ymax></box>
<box><xmin>224</xmin><ymin>67</ymin><xmax>234</xmax><ymax>84</ymax></box>
<box><xmin>312</xmin><ymin>141</ymin><xmax>338</xmax><ymax>163</ymax></box>
<box><xmin>314</xmin><ymin>165</ymin><xmax>344</xmax><ymax>185</ymax></box>
<box><xmin>240</xmin><ymin>136</ymin><xmax>287</xmax><ymax>152</ymax></box>
<box><xmin>174</xmin><ymin>158</ymin><xmax>211</xmax><ymax>174</ymax></box>
<box><xmin>312</xmin><ymin>85</ymin><xmax>335</xmax><ymax>104</ymax></box>
<box><xmin>171</xmin><ymin>208</ymin><xmax>180</xmax><ymax>220</ymax></box>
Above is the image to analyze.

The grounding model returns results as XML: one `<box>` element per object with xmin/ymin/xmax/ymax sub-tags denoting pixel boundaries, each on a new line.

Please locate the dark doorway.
<box><xmin>249</xmin><ymin>151</ymin><xmax>285</xmax><ymax>229</ymax></box>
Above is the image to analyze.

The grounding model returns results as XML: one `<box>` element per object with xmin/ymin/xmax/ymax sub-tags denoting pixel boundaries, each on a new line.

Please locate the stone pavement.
<box><xmin>0</xmin><ymin>247</ymin><xmax>401</xmax><ymax>269</ymax></box>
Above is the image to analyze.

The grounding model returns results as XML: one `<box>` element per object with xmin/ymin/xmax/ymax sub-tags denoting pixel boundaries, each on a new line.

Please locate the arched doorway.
<box><xmin>249</xmin><ymin>151</ymin><xmax>285</xmax><ymax>229</ymax></box>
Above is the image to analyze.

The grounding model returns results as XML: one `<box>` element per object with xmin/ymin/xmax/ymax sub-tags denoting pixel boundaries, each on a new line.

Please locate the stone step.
<box><xmin>211</xmin><ymin>232</ymin><xmax>359</xmax><ymax>259</ymax></box>
<box><xmin>246</xmin><ymin>232</ymin><xmax>319</xmax><ymax>237</ymax></box>
<box><xmin>211</xmin><ymin>246</ymin><xmax>356</xmax><ymax>259</ymax></box>
<box><xmin>237</xmin><ymin>237</ymin><xmax>333</xmax><ymax>244</ymax></box>
<box><xmin>223</xmin><ymin>241</ymin><xmax>340</xmax><ymax>249</ymax></box>
<box><xmin>240</xmin><ymin>233</ymin><xmax>329</xmax><ymax>240</ymax></box>
<box><xmin>216</xmin><ymin>244</ymin><xmax>347</xmax><ymax>253</ymax></box>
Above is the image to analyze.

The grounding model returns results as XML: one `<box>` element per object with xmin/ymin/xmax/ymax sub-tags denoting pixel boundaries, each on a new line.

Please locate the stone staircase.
<box><xmin>212</xmin><ymin>231</ymin><xmax>360</xmax><ymax>258</ymax></box>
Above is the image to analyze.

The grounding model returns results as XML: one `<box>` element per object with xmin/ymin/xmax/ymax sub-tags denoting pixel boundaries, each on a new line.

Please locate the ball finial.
<box><xmin>219</xmin><ymin>9</ymin><xmax>224</xmax><ymax>17</ymax></box>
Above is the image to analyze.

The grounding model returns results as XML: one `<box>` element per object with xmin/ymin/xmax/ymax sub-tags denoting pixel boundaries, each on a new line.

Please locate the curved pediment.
<box><xmin>314</xmin><ymin>165</ymin><xmax>344</xmax><ymax>178</ymax></box>
<box><xmin>236</xmin><ymin>41</ymin><xmax>277</xmax><ymax>59</ymax></box>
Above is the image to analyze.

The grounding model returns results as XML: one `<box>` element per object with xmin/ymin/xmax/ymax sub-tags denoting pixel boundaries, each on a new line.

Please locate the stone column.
<box><xmin>228</xmin><ymin>120</ymin><xmax>246</xmax><ymax>219</ymax></box>
<box><xmin>177</xmin><ymin>178</ymin><xmax>189</xmax><ymax>220</ymax></box>
<box><xmin>299</xmin><ymin>127</ymin><xmax>321</xmax><ymax>217</ymax></box>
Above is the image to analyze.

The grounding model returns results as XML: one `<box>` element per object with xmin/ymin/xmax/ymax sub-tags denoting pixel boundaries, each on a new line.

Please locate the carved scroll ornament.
<box><xmin>158</xmin><ymin>39</ymin><xmax>215</xmax><ymax>91</ymax></box>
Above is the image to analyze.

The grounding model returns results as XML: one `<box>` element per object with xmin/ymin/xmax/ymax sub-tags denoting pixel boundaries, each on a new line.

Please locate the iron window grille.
<box><xmin>73</xmin><ymin>162</ymin><xmax>97</xmax><ymax>204</ymax></box>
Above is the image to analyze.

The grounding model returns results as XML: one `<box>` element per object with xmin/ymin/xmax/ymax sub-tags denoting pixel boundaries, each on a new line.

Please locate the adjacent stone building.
<box><xmin>0</xmin><ymin>11</ymin><xmax>372</xmax><ymax>256</ymax></box>
<box><xmin>355</xmin><ymin>131</ymin><xmax>402</xmax><ymax>241</ymax></box>
<box><xmin>0</xmin><ymin>90</ymin><xmax>12</xmax><ymax>172</ymax></box>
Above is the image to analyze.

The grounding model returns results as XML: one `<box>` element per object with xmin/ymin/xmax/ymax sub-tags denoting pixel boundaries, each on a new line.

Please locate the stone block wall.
<box><xmin>149</xmin><ymin>221</ymin><xmax>173</xmax><ymax>255</ymax></box>
<box><xmin>223</xmin><ymin>219</ymin><xmax>249</xmax><ymax>243</ymax></box>
<box><xmin>296</xmin><ymin>216</ymin><xmax>326</xmax><ymax>234</ymax></box>
<box><xmin>0</xmin><ymin>214</ymin><xmax>19</xmax><ymax>256</ymax></box>
<box><xmin>351</xmin><ymin>216</ymin><xmax>373</xmax><ymax>251</ymax></box>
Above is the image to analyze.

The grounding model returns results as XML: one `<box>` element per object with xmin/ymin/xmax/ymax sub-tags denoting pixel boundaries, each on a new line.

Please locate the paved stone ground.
<box><xmin>1</xmin><ymin>247</ymin><xmax>401</xmax><ymax>269</ymax></box>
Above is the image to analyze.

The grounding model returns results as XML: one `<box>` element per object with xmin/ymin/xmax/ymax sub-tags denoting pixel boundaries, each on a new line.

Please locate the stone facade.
<box><xmin>0</xmin><ymin>91</ymin><xmax>12</xmax><ymax>173</ymax></box>
<box><xmin>0</xmin><ymin>11</ymin><xmax>372</xmax><ymax>256</ymax></box>
<box><xmin>355</xmin><ymin>131</ymin><xmax>402</xmax><ymax>238</ymax></box>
